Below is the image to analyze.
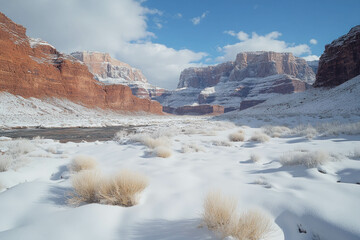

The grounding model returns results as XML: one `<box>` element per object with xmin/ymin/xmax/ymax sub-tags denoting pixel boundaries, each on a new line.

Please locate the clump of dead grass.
<box><xmin>68</xmin><ymin>169</ymin><xmax>149</xmax><ymax>207</ymax></box>
<box><xmin>69</xmin><ymin>155</ymin><xmax>98</xmax><ymax>173</ymax></box>
<box><xmin>203</xmin><ymin>191</ymin><xmax>273</xmax><ymax>239</ymax></box>
<box><xmin>250</xmin><ymin>132</ymin><xmax>270</xmax><ymax>143</ymax></box>
<box><xmin>280</xmin><ymin>150</ymin><xmax>329</xmax><ymax>168</ymax></box>
<box><xmin>229</xmin><ymin>130</ymin><xmax>245</xmax><ymax>142</ymax></box>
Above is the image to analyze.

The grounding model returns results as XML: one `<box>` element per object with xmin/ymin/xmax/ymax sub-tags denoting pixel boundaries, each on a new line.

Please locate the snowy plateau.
<box><xmin>0</xmin><ymin>75</ymin><xmax>360</xmax><ymax>240</ymax></box>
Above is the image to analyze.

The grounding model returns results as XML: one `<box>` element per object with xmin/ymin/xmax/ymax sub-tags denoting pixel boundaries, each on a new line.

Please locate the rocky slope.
<box><xmin>156</xmin><ymin>51</ymin><xmax>314</xmax><ymax>112</ymax></box>
<box><xmin>71</xmin><ymin>51</ymin><xmax>165</xmax><ymax>99</ymax></box>
<box><xmin>0</xmin><ymin>12</ymin><xmax>162</xmax><ymax>114</ymax></box>
<box><xmin>314</xmin><ymin>25</ymin><xmax>360</xmax><ymax>87</ymax></box>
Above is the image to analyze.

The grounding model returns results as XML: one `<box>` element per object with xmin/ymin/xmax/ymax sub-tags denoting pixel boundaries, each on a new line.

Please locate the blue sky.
<box><xmin>0</xmin><ymin>0</ymin><xmax>359</xmax><ymax>89</ymax></box>
<box><xmin>143</xmin><ymin>0</ymin><xmax>360</xmax><ymax>63</ymax></box>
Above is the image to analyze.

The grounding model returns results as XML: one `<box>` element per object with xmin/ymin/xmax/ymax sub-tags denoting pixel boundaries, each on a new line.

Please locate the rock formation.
<box><xmin>0</xmin><ymin>12</ymin><xmax>162</xmax><ymax>114</ymax></box>
<box><xmin>155</xmin><ymin>51</ymin><xmax>313</xmax><ymax>112</ymax></box>
<box><xmin>314</xmin><ymin>25</ymin><xmax>360</xmax><ymax>87</ymax></box>
<box><xmin>71</xmin><ymin>51</ymin><xmax>165</xmax><ymax>99</ymax></box>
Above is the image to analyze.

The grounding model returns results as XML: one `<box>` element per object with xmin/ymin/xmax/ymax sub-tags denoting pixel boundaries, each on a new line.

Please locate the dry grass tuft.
<box><xmin>232</xmin><ymin>210</ymin><xmax>273</xmax><ymax>240</ymax></box>
<box><xmin>229</xmin><ymin>130</ymin><xmax>245</xmax><ymax>142</ymax></box>
<box><xmin>99</xmin><ymin>170</ymin><xmax>149</xmax><ymax>207</ymax></box>
<box><xmin>0</xmin><ymin>155</ymin><xmax>12</xmax><ymax>172</ymax></box>
<box><xmin>212</xmin><ymin>140</ymin><xmax>232</xmax><ymax>147</ymax></box>
<box><xmin>250</xmin><ymin>132</ymin><xmax>270</xmax><ymax>143</ymax></box>
<box><xmin>203</xmin><ymin>191</ymin><xmax>273</xmax><ymax>239</ymax></box>
<box><xmin>130</xmin><ymin>134</ymin><xmax>171</xmax><ymax>149</ymax></box>
<box><xmin>203</xmin><ymin>191</ymin><xmax>238</xmax><ymax>237</ymax></box>
<box><xmin>69</xmin><ymin>155</ymin><xmax>98</xmax><ymax>172</ymax></box>
<box><xmin>68</xmin><ymin>170</ymin><xmax>101</xmax><ymax>205</ymax></box>
<box><xmin>262</xmin><ymin>125</ymin><xmax>291</xmax><ymax>138</ymax></box>
<box><xmin>181</xmin><ymin>143</ymin><xmax>204</xmax><ymax>153</ymax></box>
<box><xmin>155</xmin><ymin>146</ymin><xmax>172</xmax><ymax>158</ymax></box>
<box><xmin>250</xmin><ymin>153</ymin><xmax>261</xmax><ymax>163</ymax></box>
<box><xmin>280</xmin><ymin>150</ymin><xmax>329</xmax><ymax>168</ymax></box>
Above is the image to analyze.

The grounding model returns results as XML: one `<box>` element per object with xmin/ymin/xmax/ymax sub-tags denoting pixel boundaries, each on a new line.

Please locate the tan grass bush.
<box><xmin>262</xmin><ymin>125</ymin><xmax>291</xmax><ymax>138</ymax></box>
<box><xmin>229</xmin><ymin>130</ymin><xmax>245</xmax><ymax>142</ymax></box>
<box><xmin>232</xmin><ymin>210</ymin><xmax>273</xmax><ymax>240</ymax></box>
<box><xmin>203</xmin><ymin>191</ymin><xmax>273</xmax><ymax>239</ymax></box>
<box><xmin>0</xmin><ymin>155</ymin><xmax>12</xmax><ymax>172</ymax></box>
<box><xmin>130</xmin><ymin>134</ymin><xmax>171</xmax><ymax>149</ymax></box>
<box><xmin>212</xmin><ymin>140</ymin><xmax>232</xmax><ymax>147</ymax></box>
<box><xmin>69</xmin><ymin>155</ymin><xmax>98</xmax><ymax>172</ymax></box>
<box><xmin>181</xmin><ymin>143</ymin><xmax>204</xmax><ymax>153</ymax></box>
<box><xmin>68</xmin><ymin>170</ymin><xmax>148</xmax><ymax>207</ymax></box>
<box><xmin>68</xmin><ymin>170</ymin><xmax>101</xmax><ymax>205</ymax></box>
<box><xmin>155</xmin><ymin>146</ymin><xmax>172</xmax><ymax>158</ymax></box>
<box><xmin>203</xmin><ymin>191</ymin><xmax>238</xmax><ymax>237</ymax></box>
<box><xmin>250</xmin><ymin>132</ymin><xmax>270</xmax><ymax>143</ymax></box>
<box><xmin>0</xmin><ymin>182</ymin><xmax>4</xmax><ymax>191</ymax></box>
<box><xmin>280</xmin><ymin>150</ymin><xmax>329</xmax><ymax>168</ymax></box>
<box><xmin>250</xmin><ymin>153</ymin><xmax>261</xmax><ymax>163</ymax></box>
<box><xmin>99</xmin><ymin>170</ymin><xmax>148</xmax><ymax>207</ymax></box>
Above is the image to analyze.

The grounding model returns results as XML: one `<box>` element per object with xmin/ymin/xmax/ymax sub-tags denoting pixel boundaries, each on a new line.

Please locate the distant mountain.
<box><xmin>314</xmin><ymin>25</ymin><xmax>360</xmax><ymax>87</ymax></box>
<box><xmin>0</xmin><ymin>12</ymin><xmax>162</xmax><ymax>114</ymax></box>
<box><xmin>71</xmin><ymin>51</ymin><xmax>165</xmax><ymax>99</ymax></box>
<box><xmin>306</xmin><ymin>60</ymin><xmax>319</xmax><ymax>74</ymax></box>
<box><xmin>155</xmin><ymin>51</ymin><xmax>315</xmax><ymax>113</ymax></box>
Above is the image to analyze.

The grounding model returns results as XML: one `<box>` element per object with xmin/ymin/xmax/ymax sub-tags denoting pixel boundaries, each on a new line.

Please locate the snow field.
<box><xmin>0</xmin><ymin>118</ymin><xmax>359</xmax><ymax>240</ymax></box>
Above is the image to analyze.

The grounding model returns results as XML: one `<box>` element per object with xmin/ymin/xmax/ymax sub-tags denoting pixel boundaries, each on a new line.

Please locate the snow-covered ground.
<box><xmin>0</xmin><ymin>117</ymin><xmax>359</xmax><ymax>240</ymax></box>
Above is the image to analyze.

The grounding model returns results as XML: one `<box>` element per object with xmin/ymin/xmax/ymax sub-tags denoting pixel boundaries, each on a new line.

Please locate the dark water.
<box><xmin>0</xmin><ymin>126</ymin><xmax>143</xmax><ymax>143</ymax></box>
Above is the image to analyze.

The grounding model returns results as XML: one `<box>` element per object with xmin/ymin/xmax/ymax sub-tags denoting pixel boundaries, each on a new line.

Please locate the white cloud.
<box><xmin>310</xmin><ymin>39</ymin><xmax>318</xmax><ymax>45</ymax></box>
<box><xmin>175</xmin><ymin>13</ymin><xmax>182</xmax><ymax>19</ymax></box>
<box><xmin>302</xmin><ymin>55</ymin><xmax>320</xmax><ymax>61</ymax></box>
<box><xmin>218</xmin><ymin>30</ymin><xmax>312</xmax><ymax>61</ymax></box>
<box><xmin>0</xmin><ymin>0</ymin><xmax>207</xmax><ymax>89</ymax></box>
<box><xmin>191</xmin><ymin>11</ymin><xmax>208</xmax><ymax>25</ymax></box>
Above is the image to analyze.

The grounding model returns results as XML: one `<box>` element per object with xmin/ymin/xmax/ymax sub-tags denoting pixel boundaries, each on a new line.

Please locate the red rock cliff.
<box><xmin>314</xmin><ymin>25</ymin><xmax>360</xmax><ymax>87</ymax></box>
<box><xmin>0</xmin><ymin>12</ymin><xmax>162</xmax><ymax>114</ymax></box>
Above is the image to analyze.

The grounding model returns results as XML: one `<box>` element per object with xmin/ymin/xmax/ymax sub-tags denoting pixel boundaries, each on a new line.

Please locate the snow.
<box><xmin>0</xmin><ymin>117</ymin><xmax>359</xmax><ymax>240</ymax></box>
<box><xmin>1</xmin><ymin>75</ymin><xmax>360</xmax><ymax>239</ymax></box>
<box><xmin>28</xmin><ymin>38</ymin><xmax>55</xmax><ymax>49</ymax></box>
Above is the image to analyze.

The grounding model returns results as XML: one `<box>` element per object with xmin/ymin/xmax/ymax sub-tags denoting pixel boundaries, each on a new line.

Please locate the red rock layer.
<box><xmin>314</xmin><ymin>25</ymin><xmax>360</xmax><ymax>87</ymax></box>
<box><xmin>0</xmin><ymin>12</ymin><xmax>162</xmax><ymax>114</ymax></box>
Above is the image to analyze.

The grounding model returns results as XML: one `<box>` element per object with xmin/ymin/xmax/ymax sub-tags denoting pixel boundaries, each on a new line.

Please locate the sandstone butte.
<box><xmin>0</xmin><ymin>12</ymin><xmax>163</xmax><ymax>114</ymax></box>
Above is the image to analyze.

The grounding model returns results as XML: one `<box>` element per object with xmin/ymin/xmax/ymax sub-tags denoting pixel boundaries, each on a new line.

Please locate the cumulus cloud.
<box><xmin>302</xmin><ymin>55</ymin><xmax>320</xmax><ymax>61</ymax></box>
<box><xmin>0</xmin><ymin>0</ymin><xmax>206</xmax><ymax>89</ymax></box>
<box><xmin>191</xmin><ymin>11</ymin><xmax>208</xmax><ymax>25</ymax></box>
<box><xmin>218</xmin><ymin>30</ymin><xmax>312</xmax><ymax>61</ymax></box>
<box><xmin>310</xmin><ymin>39</ymin><xmax>318</xmax><ymax>45</ymax></box>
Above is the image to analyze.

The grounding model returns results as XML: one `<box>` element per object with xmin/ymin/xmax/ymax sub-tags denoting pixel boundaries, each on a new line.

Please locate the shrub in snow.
<box><xmin>262</xmin><ymin>125</ymin><xmax>291</xmax><ymax>138</ymax></box>
<box><xmin>130</xmin><ymin>133</ymin><xmax>171</xmax><ymax>149</ymax></box>
<box><xmin>10</xmin><ymin>139</ymin><xmax>36</xmax><ymax>156</ymax></box>
<box><xmin>203</xmin><ymin>191</ymin><xmax>238</xmax><ymax>237</ymax></box>
<box><xmin>99</xmin><ymin>170</ymin><xmax>148</xmax><ymax>207</ymax></box>
<box><xmin>113</xmin><ymin>130</ymin><xmax>130</xmax><ymax>142</ymax></box>
<box><xmin>181</xmin><ymin>143</ymin><xmax>204</xmax><ymax>153</ymax></box>
<box><xmin>0</xmin><ymin>182</ymin><xmax>4</xmax><ymax>191</ymax></box>
<box><xmin>319</xmin><ymin>121</ymin><xmax>360</xmax><ymax>136</ymax></box>
<box><xmin>291</xmin><ymin>125</ymin><xmax>318</xmax><ymax>139</ymax></box>
<box><xmin>68</xmin><ymin>170</ymin><xmax>101</xmax><ymax>205</ymax></box>
<box><xmin>232</xmin><ymin>210</ymin><xmax>273</xmax><ymax>240</ymax></box>
<box><xmin>350</xmin><ymin>147</ymin><xmax>360</xmax><ymax>159</ymax></box>
<box><xmin>203</xmin><ymin>191</ymin><xmax>273</xmax><ymax>239</ymax></box>
<box><xmin>0</xmin><ymin>155</ymin><xmax>12</xmax><ymax>172</ymax></box>
<box><xmin>154</xmin><ymin>146</ymin><xmax>172</xmax><ymax>158</ymax></box>
<box><xmin>254</xmin><ymin>177</ymin><xmax>271</xmax><ymax>188</ymax></box>
<box><xmin>47</xmin><ymin>146</ymin><xmax>58</xmax><ymax>154</ymax></box>
<box><xmin>212</xmin><ymin>140</ymin><xmax>232</xmax><ymax>147</ymax></box>
<box><xmin>280</xmin><ymin>150</ymin><xmax>329</xmax><ymax>168</ymax></box>
<box><xmin>69</xmin><ymin>155</ymin><xmax>98</xmax><ymax>172</ymax></box>
<box><xmin>250</xmin><ymin>132</ymin><xmax>270</xmax><ymax>143</ymax></box>
<box><xmin>68</xmin><ymin>170</ymin><xmax>148</xmax><ymax>207</ymax></box>
<box><xmin>250</xmin><ymin>153</ymin><xmax>261</xmax><ymax>163</ymax></box>
<box><xmin>229</xmin><ymin>130</ymin><xmax>245</xmax><ymax>142</ymax></box>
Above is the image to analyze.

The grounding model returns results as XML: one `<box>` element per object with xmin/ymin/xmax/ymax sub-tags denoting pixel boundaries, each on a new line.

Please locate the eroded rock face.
<box><xmin>178</xmin><ymin>62</ymin><xmax>235</xmax><ymax>88</ymax></box>
<box><xmin>71</xmin><ymin>51</ymin><xmax>164</xmax><ymax>99</ymax></box>
<box><xmin>0</xmin><ymin>12</ymin><xmax>162</xmax><ymax>114</ymax></box>
<box><xmin>230</xmin><ymin>52</ymin><xmax>315</xmax><ymax>84</ymax></box>
<box><xmin>314</xmin><ymin>25</ymin><xmax>360</xmax><ymax>87</ymax></box>
<box><xmin>156</xmin><ymin>51</ymin><xmax>313</xmax><ymax>113</ymax></box>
